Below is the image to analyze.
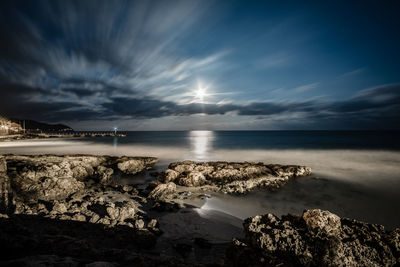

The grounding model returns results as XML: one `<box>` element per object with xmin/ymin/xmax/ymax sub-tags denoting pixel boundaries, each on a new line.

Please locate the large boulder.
<box><xmin>227</xmin><ymin>209</ymin><xmax>399</xmax><ymax>266</ymax></box>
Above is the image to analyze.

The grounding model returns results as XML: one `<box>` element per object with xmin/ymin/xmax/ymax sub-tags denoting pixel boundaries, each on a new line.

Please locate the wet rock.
<box><xmin>97</xmin><ymin>166</ymin><xmax>114</xmax><ymax>185</ymax></box>
<box><xmin>158</xmin><ymin>161</ymin><xmax>311</xmax><ymax>195</ymax></box>
<box><xmin>117</xmin><ymin>157</ymin><xmax>157</xmax><ymax>175</ymax></box>
<box><xmin>117</xmin><ymin>159</ymin><xmax>145</xmax><ymax>175</ymax></box>
<box><xmin>135</xmin><ymin>219</ymin><xmax>145</xmax><ymax>229</ymax></box>
<box><xmin>163</xmin><ymin>169</ymin><xmax>180</xmax><ymax>183</ymax></box>
<box><xmin>0</xmin><ymin>155</ymin><xmax>159</xmax><ymax>231</ymax></box>
<box><xmin>122</xmin><ymin>185</ymin><xmax>133</xmax><ymax>192</ymax></box>
<box><xmin>149</xmin><ymin>182</ymin><xmax>177</xmax><ymax>201</ymax></box>
<box><xmin>227</xmin><ymin>209</ymin><xmax>399</xmax><ymax>266</ymax></box>
<box><xmin>147</xmin><ymin>219</ymin><xmax>159</xmax><ymax>230</ymax></box>
<box><xmin>302</xmin><ymin>209</ymin><xmax>341</xmax><ymax>237</ymax></box>
<box><xmin>51</xmin><ymin>201</ymin><xmax>68</xmax><ymax>214</ymax></box>
<box><xmin>72</xmin><ymin>213</ymin><xmax>86</xmax><ymax>222</ymax></box>
<box><xmin>151</xmin><ymin>201</ymin><xmax>183</xmax><ymax>212</ymax></box>
<box><xmin>178</xmin><ymin>171</ymin><xmax>206</xmax><ymax>187</ymax></box>
<box><xmin>106</xmin><ymin>201</ymin><xmax>137</xmax><ymax>223</ymax></box>
<box><xmin>147</xmin><ymin>180</ymin><xmax>160</xmax><ymax>190</ymax></box>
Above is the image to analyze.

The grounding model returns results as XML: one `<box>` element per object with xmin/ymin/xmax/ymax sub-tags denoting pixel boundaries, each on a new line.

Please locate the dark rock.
<box><xmin>227</xmin><ymin>209</ymin><xmax>399</xmax><ymax>266</ymax></box>
<box><xmin>0</xmin><ymin>173</ymin><xmax>14</xmax><ymax>214</ymax></box>
<box><xmin>173</xmin><ymin>243</ymin><xmax>193</xmax><ymax>257</ymax></box>
<box><xmin>0</xmin><ymin>157</ymin><xmax>7</xmax><ymax>173</ymax></box>
<box><xmin>151</xmin><ymin>201</ymin><xmax>183</xmax><ymax>212</ymax></box>
<box><xmin>194</xmin><ymin>237</ymin><xmax>212</xmax><ymax>249</ymax></box>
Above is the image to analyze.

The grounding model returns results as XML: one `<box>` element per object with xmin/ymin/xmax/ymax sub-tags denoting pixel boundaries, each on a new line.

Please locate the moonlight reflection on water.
<box><xmin>189</xmin><ymin>130</ymin><xmax>215</xmax><ymax>161</ymax></box>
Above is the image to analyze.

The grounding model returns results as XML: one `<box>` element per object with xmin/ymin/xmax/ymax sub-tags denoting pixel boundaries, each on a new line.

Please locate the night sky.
<box><xmin>0</xmin><ymin>0</ymin><xmax>399</xmax><ymax>130</ymax></box>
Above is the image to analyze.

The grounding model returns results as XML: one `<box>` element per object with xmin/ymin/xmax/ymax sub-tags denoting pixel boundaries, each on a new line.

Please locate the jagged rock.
<box><xmin>0</xmin><ymin>155</ymin><xmax>159</xmax><ymax>231</ymax></box>
<box><xmin>72</xmin><ymin>213</ymin><xmax>87</xmax><ymax>222</ymax></box>
<box><xmin>147</xmin><ymin>219</ymin><xmax>158</xmax><ymax>230</ymax></box>
<box><xmin>106</xmin><ymin>201</ymin><xmax>137</xmax><ymax>223</ymax></box>
<box><xmin>169</xmin><ymin>161</ymin><xmax>196</xmax><ymax>173</ymax></box>
<box><xmin>178</xmin><ymin>171</ymin><xmax>206</xmax><ymax>187</ymax></box>
<box><xmin>158</xmin><ymin>161</ymin><xmax>311</xmax><ymax>195</ymax></box>
<box><xmin>97</xmin><ymin>166</ymin><xmax>114</xmax><ymax>185</ymax></box>
<box><xmin>0</xmin><ymin>157</ymin><xmax>7</xmax><ymax>173</ymax></box>
<box><xmin>51</xmin><ymin>201</ymin><xmax>68</xmax><ymax>214</ymax></box>
<box><xmin>227</xmin><ymin>209</ymin><xmax>399</xmax><ymax>266</ymax></box>
<box><xmin>122</xmin><ymin>185</ymin><xmax>133</xmax><ymax>192</ymax></box>
<box><xmin>2</xmin><ymin>155</ymin><xmax>157</xmax><ymax>202</ymax></box>
<box><xmin>117</xmin><ymin>157</ymin><xmax>157</xmax><ymax>175</ymax></box>
<box><xmin>148</xmin><ymin>182</ymin><xmax>177</xmax><ymax>201</ymax></box>
<box><xmin>135</xmin><ymin>219</ymin><xmax>145</xmax><ymax>229</ymax></box>
<box><xmin>302</xmin><ymin>209</ymin><xmax>341</xmax><ymax>237</ymax></box>
<box><xmin>163</xmin><ymin>169</ymin><xmax>180</xmax><ymax>183</ymax></box>
<box><xmin>117</xmin><ymin>160</ymin><xmax>145</xmax><ymax>175</ymax></box>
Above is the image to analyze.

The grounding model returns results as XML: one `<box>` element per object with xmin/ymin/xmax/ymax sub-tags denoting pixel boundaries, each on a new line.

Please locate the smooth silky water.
<box><xmin>1</xmin><ymin>130</ymin><xmax>400</xmax><ymax>229</ymax></box>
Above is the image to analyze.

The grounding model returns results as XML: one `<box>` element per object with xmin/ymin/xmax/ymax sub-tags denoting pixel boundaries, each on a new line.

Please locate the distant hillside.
<box><xmin>10</xmin><ymin>118</ymin><xmax>74</xmax><ymax>132</ymax></box>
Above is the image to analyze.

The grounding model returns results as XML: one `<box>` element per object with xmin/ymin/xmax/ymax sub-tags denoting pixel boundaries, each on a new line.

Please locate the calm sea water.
<box><xmin>103</xmin><ymin>130</ymin><xmax>400</xmax><ymax>150</ymax></box>
<box><xmin>1</xmin><ymin>130</ymin><xmax>400</xmax><ymax>229</ymax></box>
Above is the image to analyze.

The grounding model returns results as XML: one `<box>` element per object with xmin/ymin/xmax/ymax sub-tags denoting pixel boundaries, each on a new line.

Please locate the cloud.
<box><xmin>339</xmin><ymin>68</ymin><xmax>366</xmax><ymax>78</ymax></box>
<box><xmin>293</xmin><ymin>83</ymin><xmax>319</xmax><ymax>92</ymax></box>
<box><xmin>1</xmin><ymin>75</ymin><xmax>399</xmax><ymax>129</ymax></box>
<box><xmin>1</xmin><ymin>1</ymin><xmax>399</xmax><ymax>130</ymax></box>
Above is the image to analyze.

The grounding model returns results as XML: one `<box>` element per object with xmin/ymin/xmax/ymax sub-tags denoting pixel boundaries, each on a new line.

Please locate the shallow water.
<box><xmin>1</xmin><ymin>130</ymin><xmax>400</xmax><ymax>229</ymax></box>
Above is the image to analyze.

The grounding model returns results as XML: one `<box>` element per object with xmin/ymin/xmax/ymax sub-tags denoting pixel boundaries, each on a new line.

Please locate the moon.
<box><xmin>195</xmin><ymin>87</ymin><xmax>206</xmax><ymax>102</ymax></box>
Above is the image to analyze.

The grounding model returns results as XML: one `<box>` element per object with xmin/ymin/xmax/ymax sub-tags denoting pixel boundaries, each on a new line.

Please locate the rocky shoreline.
<box><xmin>1</xmin><ymin>154</ymin><xmax>399</xmax><ymax>266</ymax></box>
<box><xmin>1</xmin><ymin>155</ymin><xmax>157</xmax><ymax>229</ymax></box>
<box><xmin>146</xmin><ymin>161</ymin><xmax>311</xmax><ymax>207</ymax></box>
<box><xmin>227</xmin><ymin>209</ymin><xmax>400</xmax><ymax>266</ymax></box>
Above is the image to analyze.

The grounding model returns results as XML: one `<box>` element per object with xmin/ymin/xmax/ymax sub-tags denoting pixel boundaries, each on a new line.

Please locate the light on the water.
<box><xmin>190</xmin><ymin>130</ymin><xmax>214</xmax><ymax>161</ymax></box>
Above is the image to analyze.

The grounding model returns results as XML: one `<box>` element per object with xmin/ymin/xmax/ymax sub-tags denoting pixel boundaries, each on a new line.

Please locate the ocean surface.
<box><xmin>1</xmin><ymin>130</ymin><xmax>400</xmax><ymax>229</ymax></box>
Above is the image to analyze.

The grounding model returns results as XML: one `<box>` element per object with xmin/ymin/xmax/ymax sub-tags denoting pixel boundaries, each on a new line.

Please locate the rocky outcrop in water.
<box><xmin>226</xmin><ymin>209</ymin><xmax>400</xmax><ymax>266</ymax></box>
<box><xmin>0</xmin><ymin>155</ymin><xmax>158</xmax><ymax>230</ymax></box>
<box><xmin>155</xmin><ymin>161</ymin><xmax>311</xmax><ymax>195</ymax></box>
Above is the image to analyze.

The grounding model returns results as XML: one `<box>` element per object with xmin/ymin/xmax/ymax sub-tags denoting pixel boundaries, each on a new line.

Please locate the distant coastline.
<box><xmin>0</xmin><ymin>132</ymin><xmax>126</xmax><ymax>142</ymax></box>
<box><xmin>0</xmin><ymin>116</ymin><xmax>126</xmax><ymax>141</ymax></box>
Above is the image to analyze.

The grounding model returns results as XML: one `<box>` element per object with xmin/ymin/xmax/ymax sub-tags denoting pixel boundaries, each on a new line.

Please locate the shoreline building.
<box><xmin>0</xmin><ymin>116</ymin><xmax>23</xmax><ymax>135</ymax></box>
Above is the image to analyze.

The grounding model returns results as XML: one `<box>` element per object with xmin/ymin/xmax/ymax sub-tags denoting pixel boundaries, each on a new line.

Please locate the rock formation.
<box><xmin>226</xmin><ymin>209</ymin><xmax>400</xmax><ymax>266</ymax></box>
<box><xmin>0</xmin><ymin>154</ymin><xmax>158</xmax><ymax>230</ymax></box>
<box><xmin>154</xmin><ymin>160</ymin><xmax>312</xmax><ymax>195</ymax></box>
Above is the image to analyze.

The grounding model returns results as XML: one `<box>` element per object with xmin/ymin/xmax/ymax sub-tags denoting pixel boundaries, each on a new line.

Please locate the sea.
<box><xmin>1</xmin><ymin>130</ymin><xmax>400</xmax><ymax>229</ymax></box>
